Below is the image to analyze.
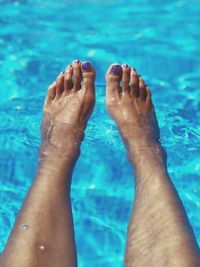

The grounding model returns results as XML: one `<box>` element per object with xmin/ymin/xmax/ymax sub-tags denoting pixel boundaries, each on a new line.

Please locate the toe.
<box><xmin>130</xmin><ymin>68</ymin><xmax>139</xmax><ymax>97</ymax></box>
<box><xmin>122</xmin><ymin>64</ymin><xmax>131</xmax><ymax>94</ymax></box>
<box><xmin>72</xmin><ymin>60</ymin><xmax>82</xmax><ymax>91</ymax></box>
<box><xmin>81</xmin><ymin>61</ymin><xmax>96</xmax><ymax>94</ymax></box>
<box><xmin>55</xmin><ymin>73</ymin><xmax>64</xmax><ymax>97</ymax></box>
<box><xmin>139</xmin><ymin>76</ymin><xmax>147</xmax><ymax>100</ymax></box>
<box><xmin>146</xmin><ymin>87</ymin><xmax>154</xmax><ymax>110</ymax></box>
<box><xmin>106</xmin><ymin>64</ymin><xmax>122</xmax><ymax>100</ymax></box>
<box><xmin>64</xmin><ymin>65</ymin><xmax>73</xmax><ymax>92</ymax></box>
<box><xmin>44</xmin><ymin>82</ymin><xmax>56</xmax><ymax>108</ymax></box>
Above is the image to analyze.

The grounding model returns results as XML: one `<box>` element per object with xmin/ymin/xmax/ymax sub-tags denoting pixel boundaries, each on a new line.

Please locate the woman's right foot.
<box><xmin>41</xmin><ymin>60</ymin><xmax>95</xmax><ymax>158</ymax></box>
<box><xmin>106</xmin><ymin>64</ymin><xmax>163</xmax><ymax>159</ymax></box>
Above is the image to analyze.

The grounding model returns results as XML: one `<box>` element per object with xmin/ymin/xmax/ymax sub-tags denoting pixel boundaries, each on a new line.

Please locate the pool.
<box><xmin>0</xmin><ymin>0</ymin><xmax>200</xmax><ymax>266</ymax></box>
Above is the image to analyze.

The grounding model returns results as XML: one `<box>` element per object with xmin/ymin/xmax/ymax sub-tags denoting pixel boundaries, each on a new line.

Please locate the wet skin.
<box><xmin>0</xmin><ymin>60</ymin><xmax>96</xmax><ymax>267</ymax></box>
<box><xmin>106</xmin><ymin>64</ymin><xmax>200</xmax><ymax>266</ymax></box>
<box><xmin>0</xmin><ymin>61</ymin><xmax>200</xmax><ymax>267</ymax></box>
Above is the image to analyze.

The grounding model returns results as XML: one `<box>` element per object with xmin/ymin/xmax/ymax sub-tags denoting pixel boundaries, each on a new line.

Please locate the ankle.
<box><xmin>126</xmin><ymin>138</ymin><xmax>167</xmax><ymax>168</ymax></box>
<box><xmin>39</xmin><ymin>133</ymin><xmax>81</xmax><ymax>166</ymax></box>
<box><xmin>40</xmin><ymin>118</ymin><xmax>84</xmax><ymax>161</ymax></box>
<box><xmin>37</xmin><ymin>143</ymin><xmax>79</xmax><ymax>186</ymax></box>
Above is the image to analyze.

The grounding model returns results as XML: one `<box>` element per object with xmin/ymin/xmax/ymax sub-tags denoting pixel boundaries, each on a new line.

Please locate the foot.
<box><xmin>106</xmin><ymin>64</ymin><xmax>161</xmax><ymax>154</ymax></box>
<box><xmin>41</xmin><ymin>60</ymin><xmax>95</xmax><ymax>155</ymax></box>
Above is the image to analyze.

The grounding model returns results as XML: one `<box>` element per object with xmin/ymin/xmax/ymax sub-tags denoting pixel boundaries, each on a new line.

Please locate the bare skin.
<box><xmin>106</xmin><ymin>64</ymin><xmax>200</xmax><ymax>267</ymax></box>
<box><xmin>0</xmin><ymin>60</ymin><xmax>95</xmax><ymax>267</ymax></box>
<box><xmin>1</xmin><ymin>61</ymin><xmax>200</xmax><ymax>267</ymax></box>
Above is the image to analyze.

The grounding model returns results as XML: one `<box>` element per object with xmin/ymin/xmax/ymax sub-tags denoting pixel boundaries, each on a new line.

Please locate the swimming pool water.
<box><xmin>0</xmin><ymin>0</ymin><xmax>200</xmax><ymax>266</ymax></box>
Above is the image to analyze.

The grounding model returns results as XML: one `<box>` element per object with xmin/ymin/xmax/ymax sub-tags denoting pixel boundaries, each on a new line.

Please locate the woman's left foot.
<box><xmin>106</xmin><ymin>64</ymin><xmax>159</xmax><ymax>146</ymax></box>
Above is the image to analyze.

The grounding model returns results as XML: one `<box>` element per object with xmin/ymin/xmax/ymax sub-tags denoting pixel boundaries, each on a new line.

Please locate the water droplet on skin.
<box><xmin>21</xmin><ymin>224</ymin><xmax>29</xmax><ymax>230</ymax></box>
<box><xmin>39</xmin><ymin>245</ymin><xmax>45</xmax><ymax>250</ymax></box>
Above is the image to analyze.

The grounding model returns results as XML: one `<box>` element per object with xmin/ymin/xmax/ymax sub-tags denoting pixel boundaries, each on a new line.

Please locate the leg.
<box><xmin>0</xmin><ymin>60</ymin><xmax>95</xmax><ymax>267</ymax></box>
<box><xmin>106</xmin><ymin>64</ymin><xmax>200</xmax><ymax>267</ymax></box>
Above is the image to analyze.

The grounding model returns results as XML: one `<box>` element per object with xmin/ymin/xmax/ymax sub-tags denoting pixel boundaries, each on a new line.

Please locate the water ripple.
<box><xmin>0</xmin><ymin>0</ymin><xmax>200</xmax><ymax>265</ymax></box>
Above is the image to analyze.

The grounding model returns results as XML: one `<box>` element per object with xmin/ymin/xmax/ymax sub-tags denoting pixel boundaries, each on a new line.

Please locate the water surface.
<box><xmin>0</xmin><ymin>0</ymin><xmax>200</xmax><ymax>266</ymax></box>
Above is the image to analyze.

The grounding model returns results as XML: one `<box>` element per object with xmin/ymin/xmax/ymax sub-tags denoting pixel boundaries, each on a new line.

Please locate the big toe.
<box><xmin>106</xmin><ymin>64</ymin><xmax>122</xmax><ymax>99</ymax></box>
<box><xmin>81</xmin><ymin>61</ymin><xmax>95</xmax><ymax>94</ymax></box>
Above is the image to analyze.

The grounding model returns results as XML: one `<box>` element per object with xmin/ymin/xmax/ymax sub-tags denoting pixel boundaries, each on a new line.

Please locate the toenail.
<box><xmin>74</xmin><ymin>59</ymin><xmax>80</xmax><ymax>63</ymax></box>
<box><xmin>82</xmin><ymin>61</ymin><xmax>91</xmax><ymax>72</ymax></box>
<box><xmin>112</xmin><ymin>64</ymin><xmax>122</xmax><ymax>75</ymax></box>
<box><xmin>122</xmin><ymin>64</ymin><xmax>129</xmax><ymax>68</ymax></box>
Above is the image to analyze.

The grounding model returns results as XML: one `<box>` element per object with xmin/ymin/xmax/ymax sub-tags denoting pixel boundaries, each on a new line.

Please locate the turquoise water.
<box><xmin>0</xmin><ymin>0</ymin><xmax>200</xmax><ymax>266</ymax></box>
